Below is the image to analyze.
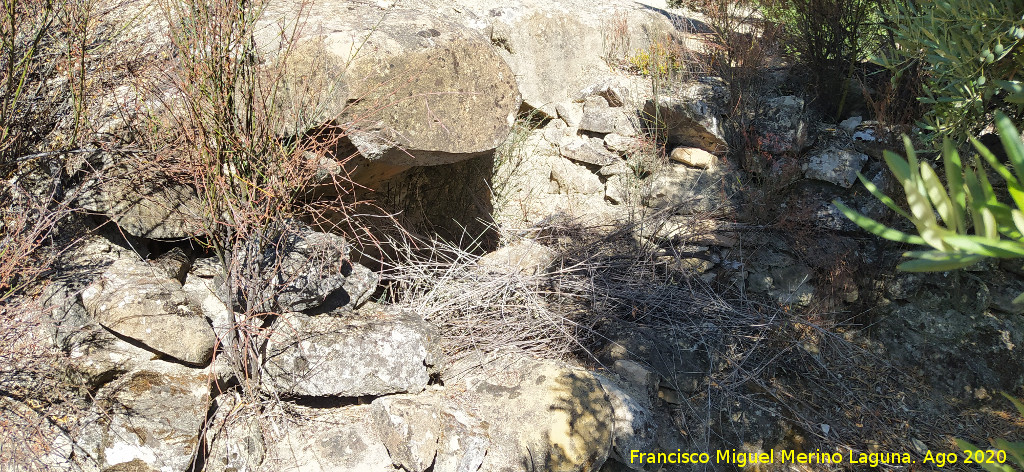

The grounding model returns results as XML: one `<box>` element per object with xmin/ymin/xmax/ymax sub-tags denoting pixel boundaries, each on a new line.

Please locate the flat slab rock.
<box><xmin>263</xmin><ymin>309</ymin><xmax>438</xmax><ymax>397</ymax></box>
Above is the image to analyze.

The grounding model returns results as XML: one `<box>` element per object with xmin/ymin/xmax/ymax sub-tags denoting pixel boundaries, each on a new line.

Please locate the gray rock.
<box><xmin>345</xmin><ymin>261</ymin><xmax>380</xmax><ymax>308</ymax></box>
<box><xmin>543</xmin><ymin>119</ymin><xmax>573</xmax><ymax>145</ymax></box>
<box><xmin>182</xmin><ymin>274</ymin><xmax>233</xmax><ymax>345</ymax></box>
<box><xmin>605</xmin><ymin>174</ymin><xmax>629</xmax><ymax>204</ymax></box>
<box><xmin>597</xmin><ymin>375</ymin><xmax>657</xmax><ymax>470</ymax></box>
<box><xmin>599</xmin><ymin>160</ymin><xmax>631</xmax><ymax>177</ymax></box>
<box><xmin>644</xmin><ymin>163</ymin><xmax>729</xmax><ymax>215</ymax></box>
<box><xmin>753</xmin><ymin>95</ymin><xmax>809</xmax><ymax>155</ymax></box>
<box><xmin>150</xmin><ymin>247</ymin><xmax>190</xmax><ymax>281</ymax></box>
<box><xmin>453</xmin><ymin>357</ymin><xmax>614</xmax><ymax>472</ymax></box>
<box><xmin>643</xmin><ymin>78</ymin><xmax>729</xmax><ymax>153</ymax></box>
<box><xmin>76</xmin><ymin>361</ymin><xmax>211</xmax><ymax>472</ymax></box>
<box><xmin>311</xmin><ymin>4</ymin><xmax>521</xmax><ymax>167</ymax></box>
<box><xmin>839</xmin><ymin>115</ymin><xmax>863</xmax><ymax>133</ymax></box>
<box><xmin>803</xmin><ymin>147</ymin><xmax>868</xmax><ymax>188</ymax></box>
<box><xmin>263</xmin><ymin>309</ymin><xmax>436</xmax><ymax>397</ymax></box>
<box><xmin>603</xmin><ymin>133</ymin><xmax>642</xmax><ymax>153</ymax></box>
<box><xmin>556</xmin><ymin>102</ymin><xmax>584</xmax><ymax>128</ymax></box>
<box><xmin>579</xmin><ymin>79</ymin><xmax>631</xmax><ymax>108</ymax></box>
<box><xmin>76</xmin><ymin>154</ymin><xmax>207</xmax><ymax>239</ymax></box>
<box><xmin>372</xmin><ymin>393</ymin><xmax>442</xmax><ymax>472</ymax></box>
<box><xmin>477</xmin><ymin>240</ymin><xmax>556</xmax><ymax>276</ymax></box>
<box><xmin>237</xmin><ymin>224</ymin><xmax>373</xmax><ymax>313</ymax></box>
<box><xmin>80</xmin><ymin>258</ymin><xmax>217</xmax><ymax>365</ymax></box>
<box><xmin>551</xmin><ymin>157</ymin><xmax>604</xmax><ymax>195</ymax></box>
<box><xmin>475</xmin><ymin>2</ymin><xmax>675</xmax><ymax>116</ymax></box>
<box><xmin>560</xmin><ymin>138</ymin><xmax>619</xmax><ymax>166</ymax></box>
<box><xmin>39</xmin><ymin>237</ymin><xmax>159</xmax><ymax>386</ymax></box>
<box><xmin>435</xmin><ymin>409</ymin><xmax>489</xmax><ymax>472</ymax></box>
<box><xmin>262</xmin><ymin>405</ymin><xmax>396</xmax><ymax>472</ymax></box>
<box><xmin>205</xmin><ymin>392</ymin><xmax>265</xmax><ymax>472</ymax></box>
<box><xmin>579</xmin><ymin>96</ymin><xmax>635</xmax><ymax>136</ymax></box>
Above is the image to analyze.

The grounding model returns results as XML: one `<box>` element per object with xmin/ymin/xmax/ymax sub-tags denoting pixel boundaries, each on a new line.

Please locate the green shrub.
<box><xmin>761</xmin><ymin>0</ymin><xmax>880</xmax><ymax>118</ymax></box>
<box><xmin>835</xmin><ymin>112</ymin><xmax>1024</xmax><ymax>287</ymax></box>
<box><xmin>875</xmin><ymin>0</ymin><xmax>1024</xmax><ymax>142</ymax></box>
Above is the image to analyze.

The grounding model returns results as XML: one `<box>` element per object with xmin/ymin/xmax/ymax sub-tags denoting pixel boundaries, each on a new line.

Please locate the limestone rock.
<box><xmin>39</xmin><ymin>236</ymin><xmax>160</xmax><ymax>385</ymax></box>
<box><xmin>477</xmin><ymin>239</ymin><xmax>556</xmax><ymax>276</ymax></box>
<box><xmin>462</xmin><ymin>0</ymin><xmax>675</xmax><ymax>116</ymax></box>
<box><xmin>599</xmin><ymin>160</ymin><xmax>631</xmax><ymax>177</ymax></box>
<box><xmin>669</xmin><ymin>147</ymin><xmax>717</xmax><ymax>169</ymax></box>
<box><xmin>262</xmin><ymin>404</ymin><xmax>396</xmax><ymax>472</ymax></box>
<box><xmin>556</xmin><ymin>102</ymin><xmax>584</xmax><ymax>128</ymax></box>
<box><xmin>263</xmin><ymin>309</ymin><xmax>436</xmax><ymax>397</ymax></box>
<box><xmin>597</xmin><ymin>375</ymin><xmax>657</xmax><ymax>470</ymax></box>
<box><xmin>76</xmin><ymin>361</ymin><xmax>211</xmax><ymax>472</ymax></box>
<box><xmin>76</xmin><ymin>153</ymin><xmax>206</xmax><ymax>239</ymax></box>
<box><xmin>205</xmin><ymin>392</ymin><xmax>265</xmax><ymax>472</ymax></box>
<box><xmin>643</xmin><ymin>78</ymin><xmax>729</xmax><ymax>154</ymax></box>
<box><xmin>603</xmin><ymin>133</ymin><xmax>642</xmax><ymax>154</ymax></box>
<box><xmin>579</xmin><ymin>97</ymin><xmax>635</xmax><ymax>136</ymax></box>
<box><xmin>803</xmin><ymin>147</ymin><xmax>868</xmax><ymax>188</ymax></box>
<box><xmin>284</xmin><ymin>2</ymin><xmax>521</xmax><ymax>168</ymax></box>
<box><xmin>345</xmin><ymin>261</ymin><xmax>380</xmax><ymax>308</ymax></box>
<box><xmin>182</xmin><ymin>274</ymin><xmax>234</xmax><ymax>347</ymax></box>
<box><xmin>753</xmin><ymin>95</ymin><xmax>809</xmax><ymax>155</ymax></box>
<box><xmin>80</xmin><ymin>258</ymin><xmax>217</xmax><ymax>366</ymax></box>
<box><xmin>605</xmin><ymin>174</ymin><xmax>629</xmax><ymax>205</ymax></box>
<box><xmin>435</xmin><ymin>408</ymin><xmax>490</xmax><ymax>472</ymax></box>
<box><xmin>644</xmin><ymin>163</ymin><xmax>729</xmax><ymax>215</ymax></box>
<box><xmin>454</xmin><ymin>357</ymin><xmax>614</xmax><ymax>472</ymax></box>
<box><xmin>551</xmin><ymin>158</ymin><xmax>604</xmax><ymax>195</ymax></box>
<box><xmin>235</xmin><ymin>224</ymin><xmax>375</xmax><ymax>313</ymax></box>
<box><xmin>372</xmin><ymin>393</ymin><xmax>443</xmax><ymax>472</ymax></box>
<box><xmin>560</xmin><ymin>137</ymin><xmax>619</xmax><ymax>166</ymax></box>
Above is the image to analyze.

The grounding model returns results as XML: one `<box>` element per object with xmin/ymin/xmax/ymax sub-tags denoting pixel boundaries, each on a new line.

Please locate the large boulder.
<box><xmin>446</xmin><ymin>0</ymin><xmax>677</xmax><ymax>116</ymax></box>
<box><xmin>262</xmin><ymin>309</ymin><xmax>437</xmax><ymax>397</ymax></box>
<box><xmin>255</xmin><ymin>0</ymin><xmax>521</xmax><ymax>179</ymax></box>
<box><xmin>76</xmin><ymin>361</ymin><xmax>212</xmax><ymax>472</ymax></box>
<box><xmin>80</xmin><ymin>258</ymin><xmax>217</xmax><ymax>366</ymax></box>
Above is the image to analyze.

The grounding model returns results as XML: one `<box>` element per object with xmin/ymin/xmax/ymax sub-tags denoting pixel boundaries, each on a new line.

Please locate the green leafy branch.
<box><xmin>834</xmin><ymin>112</ymin><xmax>1024</xmax><ymax>285</ymax></box>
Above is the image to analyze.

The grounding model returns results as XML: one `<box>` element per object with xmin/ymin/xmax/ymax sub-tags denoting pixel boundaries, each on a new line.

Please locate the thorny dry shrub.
<box><xmin>147</xmin><ymin>2</ymin><xmax>399</xmax><ymax>464</ymax></box>
<box><xmin>0</xmin><ymin>0</ymin><xmax>99</xmax><ymax>468</ymax></box>
<box><xmin>384</xmin><ymin>209</ymin><xmax>1020</xmax><ymax>468</ymax></box>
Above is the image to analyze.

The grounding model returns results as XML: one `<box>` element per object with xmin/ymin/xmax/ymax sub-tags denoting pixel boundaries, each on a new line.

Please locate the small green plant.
<box><xmin>955</xmin><ymin>393</ymin><xmax>1024</xmax><ymax>471</ymax></box>
<box><xmin>627</xmin><ymin>41</ymin><xmax>683</xmax><ymax>77</ymax></box>
<box><xmin>835</xmin><ymin>112</ymin><xmax>1024</xmax><ymax>286</ymax></box>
